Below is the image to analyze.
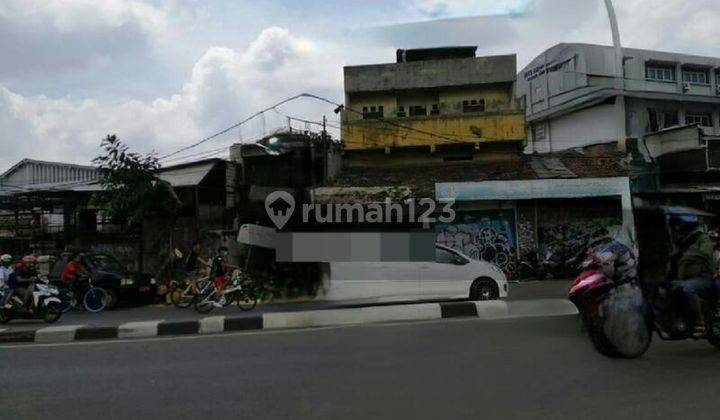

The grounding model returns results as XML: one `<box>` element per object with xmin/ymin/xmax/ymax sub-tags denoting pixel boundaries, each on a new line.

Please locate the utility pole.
<box><xmin>604</xmin><ymin>0</ymin><xmax>635</xmax><ymax>250</ymax></box>
<box><xmin>603</xmin><ymin>0</ymin><xmax>627</xmax><ymax>149</ymax></box>
<box><xmin>322</xmin><ymin>115</ymin><xmax>328</xmax><ymax>181</ymax></box>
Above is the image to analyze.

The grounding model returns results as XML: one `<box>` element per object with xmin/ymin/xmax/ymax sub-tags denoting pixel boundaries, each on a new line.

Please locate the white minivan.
<box><xmin>317</xmin><ymin>244</ymin><xmax>508</xmax><ymax>303</ymax></box>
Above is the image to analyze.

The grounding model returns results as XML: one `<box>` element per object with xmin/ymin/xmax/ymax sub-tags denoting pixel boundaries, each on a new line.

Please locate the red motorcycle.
<box><xmin>569</xmin><ymin>255</ymin><xmax>652</xmax><ymax>358</ymax></box>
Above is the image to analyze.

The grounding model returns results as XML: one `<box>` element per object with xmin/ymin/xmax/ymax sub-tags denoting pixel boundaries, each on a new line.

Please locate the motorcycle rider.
<box><xmin>0</xmin><ymin>254</ymin><xmax>14</xmax><ymax>308</ymax></box>
<box><xmin>13</xmin><ymin>255</ymin><xmax>39</xmax><ymax>309</ymax></box>
<box><xmin>668</xmin><ymin>213</ymin><xmax>716</xmax><ymax>337</ymax></box>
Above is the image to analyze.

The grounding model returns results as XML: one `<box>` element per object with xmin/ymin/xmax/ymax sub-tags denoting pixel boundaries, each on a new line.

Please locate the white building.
<box><xmin>517</xmin><ymin>43</ymin><xmax>720</xmax><ymax>155</ymax></box>
<box><xmin>0</xmin><ymin>159</ymin><xmax>99</xmax><ymax>192</ymax></box>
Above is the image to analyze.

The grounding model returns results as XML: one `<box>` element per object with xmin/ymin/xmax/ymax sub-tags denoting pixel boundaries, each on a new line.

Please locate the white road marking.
<box><xmin>118</xmin><ymin>320</ymin><xmax>163</xmax><ymax>339</ymax></box>
<box><xmin>199</xmin><ymin>316</ymin><xmax>225</xmax><ymax>334</ymax></box>
<box><xmin>35</xmin><ymin>325</ymin><xmax>86</xmax><ymax>343</ymax></box>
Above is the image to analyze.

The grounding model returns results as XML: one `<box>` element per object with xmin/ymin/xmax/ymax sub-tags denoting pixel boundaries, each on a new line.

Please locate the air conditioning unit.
<box><xmin>682</xmin><ymin>82</ymin><xmax>691</xmax><ymax>93</ymax></box>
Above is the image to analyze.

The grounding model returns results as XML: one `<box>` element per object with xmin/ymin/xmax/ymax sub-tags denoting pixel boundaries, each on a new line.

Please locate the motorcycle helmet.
<box><xmin>22</xmin><ymin>255</ymin><xmax>38</xmax><ymax>264</ymax></box>
<box><xmin>0</xmin><ymin>254</ymin><xmax>12</xmax><ymax>265</ymax></box>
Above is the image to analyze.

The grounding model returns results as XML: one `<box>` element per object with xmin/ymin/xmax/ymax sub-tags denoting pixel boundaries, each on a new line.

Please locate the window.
<box><xmin>532</xmin><ymin>123</ymin><xmax>546</xmax><ymax>141</ymax></box>
<box><xmin>708</xmin><ymin>140</ymin><xmax>720</xmax><ymax>169</ymax></box>
<box><xmin>648</xmin><ymin>109</ymin><xmax>679</xmax><ymax>131</ymax></box>
<box><xmin>682</xmin><ymin>68</ymin><xmax>709</xmax><ymax>85</ymax></box>
<box><xmin>409</xmin><ymin>105</ymin><xmax>427</xmax><ymax>117</ymax></box>
<box><xmin>362</xmin><ymin>105</ymin><xmax>384</xmax><ymax>120</ymax></box>
<box><xmin>686</xmin><ymin>112</ymin><xmax>713</xmax><ymax>127</ymax></box>
<box><xmin>462</xmin><ymin>99</ymin><xmax>485</xmax><ymax>113</ymax></box>
<box><xmin>646</xmin><ymin>64</ymin><xmax>676</xmax><ymax>82</ymax></box>
<box><xmin>396</xmin><ymin>106</ymin><xmax>406</xmax><ymax>118</ymax></box>
<box><xmin>430</xmin><ymin>104</ymin><xmax>440</xmax><ymax>116</ymax></box>
<box><xmin>435</xmin><ymin>248</ymin><xmax>466</xmax><ymax>265</ymax></box>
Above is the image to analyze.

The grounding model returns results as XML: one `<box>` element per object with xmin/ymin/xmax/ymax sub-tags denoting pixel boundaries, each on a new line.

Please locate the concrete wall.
<box><xmin>343</xmin><ymin>52</ymin><xmax>524</xmax><ymax>150</ymax></box>
<box><xmin>343</xmin><ymin>113</ymin><xmax>525</xmax><ymax>149</ymax></box>
<box><xmin>518</xmin><ymin>43</ymin><xmax>720</xmax><ymax>154</ymax></box>
<box><xmin>345</xmin><ymin>54</ymin><xmax>517</xmax><ymax>93</ymax></box>
<box><xmin>529</xmin><ymin>103</ymin><xmax>619</xmax><ymax>153</ymax></box>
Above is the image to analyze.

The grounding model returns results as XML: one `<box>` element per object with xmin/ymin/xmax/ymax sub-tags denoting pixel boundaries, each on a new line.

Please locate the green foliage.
<box><xmin>92</xmin><ymin>135</ymin><xmax>179</xmax><ymax>225</ymax></box>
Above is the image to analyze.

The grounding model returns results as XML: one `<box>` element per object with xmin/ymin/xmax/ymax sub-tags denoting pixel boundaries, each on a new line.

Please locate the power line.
<box><xmin>157</xmin><ymin>93</ymin><xmax>312</xmax><ymax>161</ymax></box>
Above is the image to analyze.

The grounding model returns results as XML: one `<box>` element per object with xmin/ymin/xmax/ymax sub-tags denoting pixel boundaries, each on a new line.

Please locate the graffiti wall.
<box><xmin>435</xmin><ymin>210</ymin><xmax>517</xmax><ymax>271</ymax></box>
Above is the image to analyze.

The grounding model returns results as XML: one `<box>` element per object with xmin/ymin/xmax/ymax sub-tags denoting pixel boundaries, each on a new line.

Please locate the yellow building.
<box><xmin>342</xmin><ymin>47</ymin><xmax>525</xmax><ymax>150</ymax></box>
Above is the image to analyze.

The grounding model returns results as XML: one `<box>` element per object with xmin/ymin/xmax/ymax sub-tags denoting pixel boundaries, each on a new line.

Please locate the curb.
<box><xmin>0</xmin><ymin>299</ymin><xmax>577</xmax><ymax>345</ymax></box>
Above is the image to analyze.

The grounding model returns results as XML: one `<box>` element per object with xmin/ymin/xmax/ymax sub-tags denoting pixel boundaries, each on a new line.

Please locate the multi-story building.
<box><xmin>517</xmin><ymin>43</ymin><xmax>720</xmax><ymax>155</ymax></box>
<box><xmin>342</xmin><ymin>47</ymin><xmax>525</xmax><ymax>153</ymax></box>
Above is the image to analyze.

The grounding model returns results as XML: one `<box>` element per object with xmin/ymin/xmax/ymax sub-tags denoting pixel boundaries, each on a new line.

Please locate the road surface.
<box><xmin>0</xmin><ymin>280</ymin><xmax>572</xmax><ymax>332</ymax></box>
<box><xmin>2</xmin><ymin>314</ymin><xmax>718</xmax><ymax>419</ymax></box>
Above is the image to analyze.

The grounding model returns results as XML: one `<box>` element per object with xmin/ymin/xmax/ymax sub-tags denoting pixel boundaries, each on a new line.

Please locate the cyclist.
<box><xmin>183</xmin><ymin>241</ymin><xmax>209</xmax><ymax>293</ymax></box>
<box><xmin>61</xmin><ymin>253</ymin><xmax>90</xmax><ymax>288</ymax></box>
<box><xmin>210</xmin><ymin>246</ymin><xmax>238</xmax><ymax>307</ymax></box>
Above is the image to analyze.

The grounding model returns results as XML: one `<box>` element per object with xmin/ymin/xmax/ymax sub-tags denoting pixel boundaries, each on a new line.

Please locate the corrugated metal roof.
<box><xmin>157</xmin><ymin>162</ymin><xmax>215</xmax><ymax>187</ymax></box>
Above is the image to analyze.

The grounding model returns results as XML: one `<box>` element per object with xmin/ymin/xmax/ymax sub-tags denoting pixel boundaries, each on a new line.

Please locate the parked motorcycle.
<box><xmin>0</xmin><ymin>277</ymin><xmax>63</xmax><ymax>324</ymax></box>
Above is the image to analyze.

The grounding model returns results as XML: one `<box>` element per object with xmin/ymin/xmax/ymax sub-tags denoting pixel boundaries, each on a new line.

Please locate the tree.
<box><xmin>92</xmin><ymin>134</ymin><xmax>179</xmax><ymax>226</ymax></box>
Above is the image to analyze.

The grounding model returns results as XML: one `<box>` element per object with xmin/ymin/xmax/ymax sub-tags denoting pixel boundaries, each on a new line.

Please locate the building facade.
<box><xmin>0</xmin><ymin>159</ymin><xmax>98</xmax><ymax>192</ymax></box>
<box><xmin>517</xmin><ymin>43</ymin><xmax>720</xmax><ymax>154</ymax></box>
<box><xmin>342</xmin><ymin>47</ymin><xmax>525</xmax><ymax>151</ymax></box>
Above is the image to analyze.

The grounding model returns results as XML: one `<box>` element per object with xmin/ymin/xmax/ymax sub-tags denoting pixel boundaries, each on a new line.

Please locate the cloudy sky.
<box><xmin>1</xmin><ymin>0</ymin><xmax>719</xmax><ymax>170</ymax></box>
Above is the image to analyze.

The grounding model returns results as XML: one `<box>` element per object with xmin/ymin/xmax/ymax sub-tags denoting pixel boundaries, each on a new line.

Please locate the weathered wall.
<box><xmin>343</xmin><ymin>113</ymin><xmax>525</xmax><ymax>149</ymax></box>
<box><xmin>345</xmin><ymin>54</ymin><xmax>517</xmax><ymax>93</ymax></box>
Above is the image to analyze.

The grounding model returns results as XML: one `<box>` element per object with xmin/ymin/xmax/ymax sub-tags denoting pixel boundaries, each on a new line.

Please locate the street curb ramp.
<box><xmin>0</xmin><ymin>299</ymin><xmax>577</xmax><ymax>344</ymax></box>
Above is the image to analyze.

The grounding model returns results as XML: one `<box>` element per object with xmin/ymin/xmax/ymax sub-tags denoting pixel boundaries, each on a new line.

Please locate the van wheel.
<box><xmin>470</xmin><ymin>278</ymin><xmax>498</xmax><ymax>301</ymax></box>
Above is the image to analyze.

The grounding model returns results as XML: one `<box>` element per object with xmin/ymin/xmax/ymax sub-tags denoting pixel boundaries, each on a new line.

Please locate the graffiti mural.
<box><xmin>435</xmin><ymin>210</ymin><xmax>517</xmax><ymax>271</ymax></box>
<box><xmin>537</xmin><ymin>218</ymin><xmax>621</xmax><ymax>277</ymax></box>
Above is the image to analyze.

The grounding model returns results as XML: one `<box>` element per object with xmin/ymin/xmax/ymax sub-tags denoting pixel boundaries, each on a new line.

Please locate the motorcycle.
<box><xmin>569</xmin><ymin>254</ymin><xmax>652</xmax><ymax>358</ymax></box>
<box><xmin>571</xmin><ymin>251</ymin><xmax>720</xmax><ymax>358</ymax></box>
<box><xmin>0</xmin><ymin>277</ymin><xmax>63</xmax><ymax>324</ymax></box>
<box><xmin>645</xmin><ymin>279</ymin><xmax>720</xmax><ymax>348</ymax></box>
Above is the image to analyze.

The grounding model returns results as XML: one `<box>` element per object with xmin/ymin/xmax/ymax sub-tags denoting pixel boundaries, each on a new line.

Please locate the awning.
<box><xmin>157</xmin><ymin>162</ymin><xmax>215</xmax><ymax>187</ymax></box>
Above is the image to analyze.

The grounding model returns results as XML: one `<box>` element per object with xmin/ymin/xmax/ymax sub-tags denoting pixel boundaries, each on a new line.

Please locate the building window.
<box><xmin>646</xmin><ymin>64</ymin><xmax>676</xmax><ymax>82</ymax></box>
<box><xmin>362</xmin><ymin>105</ymin><xmax>384</xmax><ymax>120</ymax></box>
<box><xmin>430</xmin><ymin>104</ymin><xmax>440</xmax><ymax>116</ymax></box>
<box><xmin>648</xmin><ymin>109</ymin><xmax>679</xmax><ymax>131</ymax></box>
<box><xmin>397</xmin><ymin>106</ymin><xmax>406</xmax><ymax>118</ymax></box>
<box><xmin>686</xmin><ymin>112</ymin><xmax>713</xmax><ymax>127</ymax></box>
<box><xmin>409</xmin><ymin>105</ymin><xmax>427</xmax><ymax>117</ymax></box>
<box><xmin>532</xmin><ymin>123</ymin><xmax>546</xmax><ymax>141</ymax></box>
<box><xmin>682</xmin><ymin>68</ymin><xmax>709</xmax><ymax>85</ymax></box>
<box><xmin>462</xmin><ymin>99</ymin><xmax>485</xmax><ymax>113</ymax></box>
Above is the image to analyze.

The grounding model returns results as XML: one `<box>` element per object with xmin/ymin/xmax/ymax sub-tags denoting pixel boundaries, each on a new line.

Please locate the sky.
<box><xmin>2</xmin><ymin>0</ymin><xmax>720</xmax><ymax>171</ymax></box>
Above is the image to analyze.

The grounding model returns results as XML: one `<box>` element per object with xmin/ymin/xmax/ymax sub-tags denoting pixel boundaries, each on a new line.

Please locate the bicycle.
<box><xmin>194</xmin><ymin>270</ymin><xmax>258</xmax><ymax>313</ymax></box>
<box><xmin>170</xmin><ymin>276</ymin><xmax>211</xmax><ymax>308</ymax></box>
<box><xmin>60</xmin><ymin>276</ymin><xmax>110</xmax><ymax>313</ymax></box>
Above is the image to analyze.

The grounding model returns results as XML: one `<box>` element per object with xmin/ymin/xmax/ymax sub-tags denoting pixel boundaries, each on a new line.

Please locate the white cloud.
<box><xmin>3</xmin><ymin>0</ymin><xmax>720</xmax><ymax>172</ymax></box>
<box><xmin>405</xmin><ymin>0</ymin><xmax>528</xmax><ymax>18</ymax></box>
<box><xmin>0</xmin><ymin>26</ymin><xmax>341</xmax><ymax>170</ymax></box>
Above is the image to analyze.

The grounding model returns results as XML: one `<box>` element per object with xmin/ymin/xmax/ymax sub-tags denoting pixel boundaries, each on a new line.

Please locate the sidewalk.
<box><xmin>0</xmin><ymin>280</ymin><xmax>576</xmax><ymax>343</ymax></box>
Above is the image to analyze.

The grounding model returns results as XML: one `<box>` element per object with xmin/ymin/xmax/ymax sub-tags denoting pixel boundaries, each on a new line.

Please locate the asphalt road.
<box><xmin>3</xmin><ymin>314</ymin><xmax>719</xmax><ymax>420</ymax></box>
<box><xmin>0</xmin><ymin>280</ymin><xmax>572</xmax><ymax>332</ymax></box>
